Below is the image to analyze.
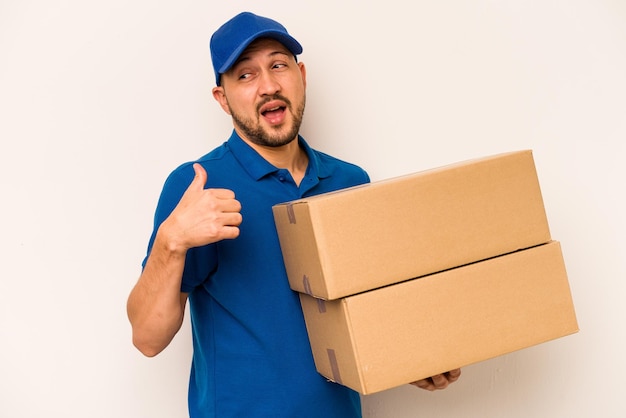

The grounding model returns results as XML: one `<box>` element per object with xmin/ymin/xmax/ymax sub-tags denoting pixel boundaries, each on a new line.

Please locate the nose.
<box><xmin>257</xmin><ymin>70</ymin><xmax>280</xmax><ymax>96</ymax></box>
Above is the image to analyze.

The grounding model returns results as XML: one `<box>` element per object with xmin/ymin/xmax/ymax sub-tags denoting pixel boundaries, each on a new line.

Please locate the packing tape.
<box><xmin>327</xmin><ymin>349</ymin><xmax>343</xmax><ymax>384</ymax></box>
<box><xmin>316</xmin><ymin>299</ymin><xmax>326</xmax><ymax>314</ymax></box>
<box><xmin>303</xmin><ymin>275</ymin><xmax>326</xmax><ymax>313</ymax></box>
<box><xmin>303</xmin><ymin>275</ymin><xmax>313</xmax><ymax>295</ymax></box>
<box><xmin>286</xmin><ymin>203</ymin><xmax>296</xmax><ymax>224</ymax></box>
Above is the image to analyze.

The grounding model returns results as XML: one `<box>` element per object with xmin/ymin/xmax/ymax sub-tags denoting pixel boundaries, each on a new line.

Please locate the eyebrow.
<box><xmin>232</xmin><ymin>50</ymin><xmax>292</xmax><ymax>68</ymax></box>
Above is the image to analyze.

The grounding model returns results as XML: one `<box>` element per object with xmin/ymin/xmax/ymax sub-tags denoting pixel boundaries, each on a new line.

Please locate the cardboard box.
<box><xmin>300</xmin><ymin>241</ymin><xmax>578</xmax><ymax>395</ymax></box>
<box><xmin>273</xmin><ymin>150</ymin><xmax>551</xmax><ymax>300</ymax></box>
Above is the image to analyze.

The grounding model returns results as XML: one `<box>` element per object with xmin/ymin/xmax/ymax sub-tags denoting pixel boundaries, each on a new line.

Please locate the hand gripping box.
<box><xmin>299</xmin><ymin>241</ymin><xmax>579</xmax><ymax>395</ymax></box>
<box><xmin>273</xmin><ymin>150</ymin><xmax>551</xmax><ymax>300</ymax></box>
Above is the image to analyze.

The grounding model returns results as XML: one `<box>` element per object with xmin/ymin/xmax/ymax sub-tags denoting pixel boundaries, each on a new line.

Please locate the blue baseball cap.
<box><xmin>209</xmin><ymin>12</ymin><xmax>303</xmax><ymax>86</ymax></box>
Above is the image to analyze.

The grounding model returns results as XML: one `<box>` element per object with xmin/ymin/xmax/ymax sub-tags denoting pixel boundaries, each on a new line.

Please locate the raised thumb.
<box><xmin>191</xmin><ymin>163</ymin><xmax>208</xmax><ymax>190</ymax></box>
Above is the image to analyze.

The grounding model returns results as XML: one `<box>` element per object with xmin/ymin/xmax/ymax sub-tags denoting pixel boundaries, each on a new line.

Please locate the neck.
<box><xmin>241</xmin><ymin>135</ymin><xmax>309</xmax><ymax>185</ymax></box>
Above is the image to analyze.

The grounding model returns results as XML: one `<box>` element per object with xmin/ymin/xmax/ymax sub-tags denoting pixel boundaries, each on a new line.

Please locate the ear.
<box><xmin>298</xmin><ymin>62</ymin><xmax>307</xmax><ymax>89</ymax></box>
<box><xmin>212</xmin><ymin>86</ymin><xmax>232</xmax><ymax>115</ymax></box>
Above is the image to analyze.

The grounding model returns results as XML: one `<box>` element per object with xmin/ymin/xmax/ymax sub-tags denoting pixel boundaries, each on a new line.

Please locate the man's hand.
<box><xmin>161</xmin><ymin>163</ymin><xmax>243</xmax><ymax>252</ymax></box>
<box><xmin>410</xmin><ymin>369</ymin><xmax>461</xmax><ymax>391</ymax></box>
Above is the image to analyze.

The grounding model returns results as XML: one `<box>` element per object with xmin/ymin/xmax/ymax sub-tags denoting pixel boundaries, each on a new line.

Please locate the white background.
<box><xmin>1</xmin><ymin>1</ymin><xmax>625</xmax><ymax>417</ymax></box>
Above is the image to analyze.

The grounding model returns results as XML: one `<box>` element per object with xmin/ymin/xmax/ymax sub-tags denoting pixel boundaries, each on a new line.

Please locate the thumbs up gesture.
<box><xmin>160</xmin><ymin>163</ymin><xmax>242</xmax><ymax>252</ymax></box>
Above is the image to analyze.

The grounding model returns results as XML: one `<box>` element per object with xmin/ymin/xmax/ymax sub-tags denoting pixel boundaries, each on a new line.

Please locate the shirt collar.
<box><xmin>226</xmin><ymin>130</ymin><xmax>332</xmax><ymax>181</ymax></box>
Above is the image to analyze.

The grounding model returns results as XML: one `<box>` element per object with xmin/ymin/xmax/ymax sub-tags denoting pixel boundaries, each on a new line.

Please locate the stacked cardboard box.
<box><xmin>272</xmin><ymin>150</ymin><xmax>578</xmax><ymax>395</ymax></box>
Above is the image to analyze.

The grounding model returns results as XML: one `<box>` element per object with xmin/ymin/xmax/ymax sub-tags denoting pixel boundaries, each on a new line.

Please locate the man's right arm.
<box><xmin>127</xmin><ymin>224</ymin><xmax>190</xmax><ymax>357</ymax></box>
<box><xmin>127</xmin><ymin>163</ymin><xmax>242</xmax><ymax>357</ymax></box>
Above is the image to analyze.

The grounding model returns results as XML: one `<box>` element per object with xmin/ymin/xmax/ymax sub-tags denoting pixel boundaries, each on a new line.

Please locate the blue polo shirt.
<box><xmin>144</xmin><ymin>131</ymin><xmax>370</xmax><ymax>417</ymax></box>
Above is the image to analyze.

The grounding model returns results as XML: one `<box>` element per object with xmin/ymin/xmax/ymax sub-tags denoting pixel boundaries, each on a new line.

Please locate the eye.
<box><xmin>272</xmin><ymin>62</ymin><xmax>288</xmax><ymax>70</ymax></box>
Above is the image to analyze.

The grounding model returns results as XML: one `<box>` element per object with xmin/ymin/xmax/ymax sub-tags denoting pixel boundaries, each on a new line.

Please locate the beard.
<box><xmin>228</xmin><ymin>94</ymin><xmax>306</xmax><ymax>148</ymax></box>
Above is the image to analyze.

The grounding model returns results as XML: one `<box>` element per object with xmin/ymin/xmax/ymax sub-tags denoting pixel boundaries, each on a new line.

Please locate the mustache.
<box><xmin>256</xmin><ymin>94</ymin><xmax>292</xmax><ymax>113</ymax></box>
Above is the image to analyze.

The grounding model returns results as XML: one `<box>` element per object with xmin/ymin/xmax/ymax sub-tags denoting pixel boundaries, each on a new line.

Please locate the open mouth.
<box><xmin>261</xmin><ymin>105</ymin><xmax>286</xmax><ymax>118</ymax></box>
<box><xmin>260</xmin><ymin>102</ymin><xmax>288</xmax><ymax>124</ymax></box>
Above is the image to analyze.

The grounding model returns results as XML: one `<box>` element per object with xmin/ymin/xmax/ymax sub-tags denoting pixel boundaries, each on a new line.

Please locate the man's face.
<box><xmin>213</xmin><ymin>38</ymin><xmax>307</xmax><ymax>148</ymax></box>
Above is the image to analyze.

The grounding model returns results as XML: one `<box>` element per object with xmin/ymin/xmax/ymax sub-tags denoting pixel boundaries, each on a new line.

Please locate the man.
<box><xmin>127</xmin><ymin>11</ymin><xmax>460</xmax><ymax>417</ymax></box>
